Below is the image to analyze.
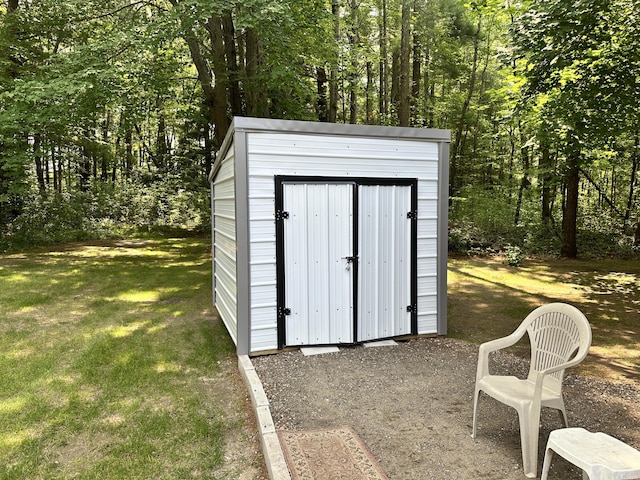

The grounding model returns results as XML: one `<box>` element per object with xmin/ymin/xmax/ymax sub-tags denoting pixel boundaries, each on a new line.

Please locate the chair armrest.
<box><xmin>476</xmin><ymin>330</ymin><xmax>526</xmax><ymax>380</ymax></box>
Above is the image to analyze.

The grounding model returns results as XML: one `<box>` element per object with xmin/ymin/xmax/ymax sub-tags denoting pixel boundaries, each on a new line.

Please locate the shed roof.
<box><xmin>209</xmin><ymin>117</ymin><xmax>451</xmax><ymax>182</ymax></box>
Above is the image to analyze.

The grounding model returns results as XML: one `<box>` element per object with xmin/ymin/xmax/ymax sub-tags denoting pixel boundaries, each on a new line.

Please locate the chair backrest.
<box><xmin>523</xmin><ymin>303</ymin><xmax>592</xmax><ymax>393</ymax></box>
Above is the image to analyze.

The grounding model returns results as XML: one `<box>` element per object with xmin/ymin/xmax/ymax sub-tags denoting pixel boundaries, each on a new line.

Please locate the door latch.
<box><xmin>342</xmin><ymin>255</ymin><xmax>357</xmax><ymax>271</ymax></box>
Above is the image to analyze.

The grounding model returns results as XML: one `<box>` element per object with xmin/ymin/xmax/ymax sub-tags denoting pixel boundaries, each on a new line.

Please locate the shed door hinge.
<box><xmin>407</xmin><ymin>211</ymin><xmax>417</xmax><ymax>220</ymax></box>
<box><xmin>406</xmin><ymin>304</ymin><xmax>417</xmax><ymax>314</ymax></box>
<box><xmin>276</xmin><ymin>210</ymin><xmax>290</xmax><ymax>221</ymax></box>
<box><xmin>279</xmin><ymin>306</ymin><xmax>291</xmax><ymax>316</ymax></box>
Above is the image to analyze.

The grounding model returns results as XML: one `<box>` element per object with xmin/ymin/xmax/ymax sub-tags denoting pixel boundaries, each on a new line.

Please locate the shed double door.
<box><xmin>279</xmin><ymin>181</ymin><xmax>415</xmax><ymax>347</ymax></box>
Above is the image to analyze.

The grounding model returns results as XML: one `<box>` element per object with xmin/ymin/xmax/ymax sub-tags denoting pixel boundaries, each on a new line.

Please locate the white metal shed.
<box><xmin>209</xmin><ymin>117</ymin><xmax>450</xmax><ymax>356</ymax></box>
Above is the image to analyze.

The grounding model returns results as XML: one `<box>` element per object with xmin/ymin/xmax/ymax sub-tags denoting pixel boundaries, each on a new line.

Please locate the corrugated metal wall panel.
<box><xmin>417</xmin><ymin>220</ymin><xmax>438</xmax><ymax>238</ymax></box>
<box><xmin>212</xmin><ymin>150</ymin><xmax>238</xmax><ymax>344</ymax></box>
<box><xmin>249</xmin><ymin>133</ymin><xmax>439</xmax><ymax>159</ymax></box>
<box><xmin>245</xmin><ymin>131</ymin><xmax>444</xmax><ymax>353</ymax></box>
<box><xmin>358</xmin><ymin>185</ymin><xmax>412</xmax><ymax>341</ymax></box>
<box><xmin>420</xmin><ymin>180</ymin><xmax>439</xmax><ymax>196</ymax></box>
<box><xmin>248</xmin><ymin>134</ymin><xmax>440</xmax><ymax>179</ymax></box>
<box><xmin>417</xmin><ymin>239</ymin><xmax>438</xmax><ymax>256</ymax></box>
<box><xmin>250</xmin><ymin>240</ymin><xmax>276</xmax><ymax>262</ymax></box>
<box><xmin>419</xmin><ymin>295</ymin><xmax>438</xmax><ymax>311</ymax></box>
<box><xmin>417</xmin><ymin>178</ymin><xmax>439</xmax><ymax>335</ymax></box>
<box><xmin>418</xmin><ymin>313</ymin><xmax>438</xmax><ymax>332</ymax></box>
<box><xmin>283</xmin><ymin>183</ymin><xmax>354</xmax><ymax>345</ymax></box>
<box><xmin>418</xmin><ymin>199</ymin><xmax>439</xmax><ymax>218</ymax></box>
<box><xmin>248</xmin><ymin>174</ymin><xmax>279</xmax><ymax>352</ymax></box>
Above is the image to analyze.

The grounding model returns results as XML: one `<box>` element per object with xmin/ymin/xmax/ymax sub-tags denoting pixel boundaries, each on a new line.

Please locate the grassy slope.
<box><xmin>448</xmin><ymin>255</ymin><xmax>640</xmax><ymax>383</ymax></box>
<box><xmin>0</xmin><ymin>238</ymin><xmax>262</xmax><ymax>479</ymax></box>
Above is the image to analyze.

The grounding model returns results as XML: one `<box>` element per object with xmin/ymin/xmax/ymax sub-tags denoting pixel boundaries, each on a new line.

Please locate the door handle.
<box><xmin>342</xmin><ymin>255</ymin><xmax>358</xmax><ymax>263</ymax></box>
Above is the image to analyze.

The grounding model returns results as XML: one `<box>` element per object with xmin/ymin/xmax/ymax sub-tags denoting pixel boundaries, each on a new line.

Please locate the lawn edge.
<box><xmin>238</xmin><ymin>355</ymin><xmax>291</xmax><ymax>480</ymax></box>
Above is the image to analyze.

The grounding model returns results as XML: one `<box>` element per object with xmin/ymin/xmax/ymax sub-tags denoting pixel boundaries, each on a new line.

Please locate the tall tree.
<box><xmin>398</xmin><ymin>0</ymin><xmax>411</xmax><ymax>126</ymax></box>
<box><xmin>514</xmin><ymin>0</ymin><xmax>640</xmax><ymax>256</ymax></box>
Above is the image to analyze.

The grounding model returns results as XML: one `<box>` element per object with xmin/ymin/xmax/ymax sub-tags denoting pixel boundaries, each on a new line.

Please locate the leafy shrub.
<box><xmin>505</xmin><ymin>244</ymin><xmax>525</xmax><ymax>266</ymax></box>
<box><xmin>0</xmin><ymin>178</ymin><xmax>210</xmax><ymax>252</ymax></box>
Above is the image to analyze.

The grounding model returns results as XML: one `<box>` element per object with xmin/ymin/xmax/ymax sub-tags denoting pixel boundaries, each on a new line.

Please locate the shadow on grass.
<box><xmin>448</xmin><ymin>256</ymin><xmax>640</xmax><ymax>383</ymax></box>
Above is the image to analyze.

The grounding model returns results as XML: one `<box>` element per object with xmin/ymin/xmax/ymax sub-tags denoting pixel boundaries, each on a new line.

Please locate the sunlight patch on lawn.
<box><xmin>106</xmin><ymin>320</ymin><xmax>151</xmax><ymax>338</ymax></box>
<box><xmin>449</xmin><ymin>257</ymin><xmax>585</xmax><ymax>302</ymax></box>
<box><xmin>116</xmin><ymin>290</ymin><xmax>161</xmax><ymax>303</ymax></box>
<box><xmin>45</xmin><ymin>243</ymin><xmax>174</xmax><ymax>259</ymax></box>
<box><xmin>111</xmin><ymin>287</ymin><xmax>181</xmax><ymax>304</ymax></box>
<box><xmin>147</xmin><ymin>322</ymin><xmax>168</xmax><ymax>333</ymax></box>
<box><xmin>4</xmin><ymin>273</ymin><xmax>28</xmax><ymax>283</ymax></box>
<box><xmin>0</xmin><ymin>428</ymin><xmax>36</xmax><ymax>448</ymax></box>
<box><xmin>0</xmin><ymin>396</ymin><xmax>27</xmax><ymax>414</ymax></box>
<box><xmin>6</xmin><ymin>347</ymin><xmax>34</xmax><ymax>359</ymax></box>
<box><xmin>155</xmin><ymin>361</ymin><xmax>182</xmax><ymax>373</ymax></box>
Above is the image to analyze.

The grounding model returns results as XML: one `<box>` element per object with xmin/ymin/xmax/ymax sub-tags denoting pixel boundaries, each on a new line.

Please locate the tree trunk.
<box><xmin>391</xmin><ymin>47</ymin><xmax>400</xmax><ymax>112</ymax></box>
<box><xmin>624</xmin><ymin>131</ymin><xmax>639</xmax><ymax>226</ymax></box>
<box><xmin>203</xmin><ymin>120</ymin><xmax>213</xmax><ymax>178</ymax></box>
<box><xmin>411</xmin><ymin>0</ymin><xmax>421</xmax><ymax>122</ymax></box>
<box><xmin>79</xmin><ymin>131</ymin><xmax>91</xmax><ymax>192</ymax></box>
<box><xmin>102</xmin><ymin>113</ymin><xmax>110</xmax><ymax>181</ymax></box>
<box><xmin>245</xmin><ymin>29</ymin><xmax>269</xmax><ymax>118</ymax></box>
<box><xmin>206</xmin><ymin>15</ymin><xmax>231</xmax><ymax>144</ymax></box>
<box><xmin>539</xmin><ymin>133</ymin><xmax>554</xmax><ymax>227</ymax></box>
<box><xmin>221</xmin><ymin>12</ymin><xmax>243</xmax><ymax>116</ymax></box>
<box><xmin>348</xmin><ymin>0</ymin><xmax>359</xmax><ymax>124</ymax></box>
<box><xmin>317</xmin><ymin>67</ymin><xmax>328</xmax><ymax>122</ymax></box>
<box><xmin>398</xmin><ymin>0</ymin><xmax>411</xmax><ymax>127</ymax></box>
<box><xmin>514</xmin><ymin>126</ymin><xmax>530</xmax><ymax>226</ymax></box>
<box><xmin>450</xmin><ymin>20</ymin><xmax>481</xmax><ymax>194</ymax></box>
<box><xmin>156</xmin><ymin>98</ymin><xmax>168</xmax><ymax>171</ymax></box>
<box><xmin>365</xmin><ymin>61</ymin><xmax>374</xmax><ymax>124</ymax></box>
<box><xmin>378</xmin><ymin>0</ymin><xmax>388</xmax><ymax>120</ymax></box>
<box><xmin>329</xmin><ymin>0</ymin><xmax>340</xmax><ymax>123</ymax></box>
<box><xmin>52</xmin><ymin>147</ymin><xmax>59</xmax><ymax>193</ymax></box>
<box><xmin>33</xmin><ymin>134</ymin><xmax>46</xmax><ymax>194</ymax></box>
<box><xmin>168</xmin><ymin>1</ymin><xmax>224</xmax><ymax>145</ymax></box>
<box><xmin>561</xmin><ymin>139</ymin><xmax>580</xmax><ymax>258</ymax></box>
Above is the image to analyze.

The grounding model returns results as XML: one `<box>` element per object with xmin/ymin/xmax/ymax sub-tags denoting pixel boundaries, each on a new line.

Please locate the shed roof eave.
<box><xmin>231</xmin><ymin>116</ymin><xmax>450</xmax><ymax>142</ymax></box>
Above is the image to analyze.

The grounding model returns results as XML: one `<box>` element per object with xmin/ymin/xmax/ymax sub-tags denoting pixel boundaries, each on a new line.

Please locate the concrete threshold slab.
<box><xmin>300</xmin><ymin>346</ymin><xmax>340</xmax><ymax>356</ymax></box>
<box><xmin>363</xmin><ymin>339</ymin><xmax>398</xmax><ymax>348</ymax></box>
<box><xmin>238</xmin><ymin>355</ymin><xmax>291</xmax><ymax>480</ymax></box>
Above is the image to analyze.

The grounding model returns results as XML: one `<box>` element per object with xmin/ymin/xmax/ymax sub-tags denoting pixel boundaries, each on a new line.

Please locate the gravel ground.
<box><xmin>252</xmin><ymin>337</ymin><xmax>640</xmax><ymax>480</ymax></box>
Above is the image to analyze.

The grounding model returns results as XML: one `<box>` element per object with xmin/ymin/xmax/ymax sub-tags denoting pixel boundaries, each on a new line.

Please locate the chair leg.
<box><xmin>471</xmin><ymin>388</ymin><xmax>481</xmax><ymax>438</ymax></box>
<box><xmin>558</xmin><ymin>408</ymin><xmax>569</xmax><ymax>428</ymax></box>
<box><xmin>518</xmin><ymin>408</ymin><xmax>539</xmax><ymax>478</ymax></box>
<box><xmin>540</xmin><ymin>447</ymin><xmax>554</xmax><ymax>480</ymax></box>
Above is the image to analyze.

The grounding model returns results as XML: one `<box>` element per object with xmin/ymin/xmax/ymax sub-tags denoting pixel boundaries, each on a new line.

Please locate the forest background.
<box><xmin>1</xmin><ymin>0</ymin><xmax>639</xmax><ymax>258</ymax></box>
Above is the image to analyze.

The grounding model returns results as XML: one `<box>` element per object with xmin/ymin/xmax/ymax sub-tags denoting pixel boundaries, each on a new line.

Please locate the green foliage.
<box><xmin>505</xmin><ymin>244</ymin><xmax>525</xmax><ymax>266</ymax></box>
<box><xmin>0</xmin><ymin>0</ymin><xmax>638</xmax><ymax>260</ymax></box>
<box><xmin>0</xmin><ymin>179</ymin><xmax>210</xmax><ymax>252</ymax></box>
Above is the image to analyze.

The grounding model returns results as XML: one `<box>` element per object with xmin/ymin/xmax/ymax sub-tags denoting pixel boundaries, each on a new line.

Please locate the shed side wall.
<box><xmin>246</xmin><ymin>132</ymin><xmax>442</xmax><ymax>354</ymax></box>
<box><xmin>212</xmin><ymin>147</ymin><xmax>239</xmax><ymax>345</ymax></box>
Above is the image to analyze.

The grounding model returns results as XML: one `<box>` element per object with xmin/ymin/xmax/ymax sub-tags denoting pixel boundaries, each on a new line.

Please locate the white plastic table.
<box><xmin>541</xmin><ymin>428</ymin><xmax>640</xmax><ymax>480</ymax></box>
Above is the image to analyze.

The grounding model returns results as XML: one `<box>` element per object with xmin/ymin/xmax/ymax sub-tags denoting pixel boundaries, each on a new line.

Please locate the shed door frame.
<box><xmin>275</xmin><ymin>175</ymin><xmax>418</xmax><ymax>349</ymax></box>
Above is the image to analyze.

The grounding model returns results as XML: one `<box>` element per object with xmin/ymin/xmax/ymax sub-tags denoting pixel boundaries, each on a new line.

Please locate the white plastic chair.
<box><xmin>471</xmin><ymin>303</ymin><xmax>592</xmax><ymax>478</ymax></box>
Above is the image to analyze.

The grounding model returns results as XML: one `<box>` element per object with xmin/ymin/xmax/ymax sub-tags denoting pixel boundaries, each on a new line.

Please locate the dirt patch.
<box><xmin>253</xmin><ymin>337</ymin><xmax>640</xmax><ymax>480</ymax></box>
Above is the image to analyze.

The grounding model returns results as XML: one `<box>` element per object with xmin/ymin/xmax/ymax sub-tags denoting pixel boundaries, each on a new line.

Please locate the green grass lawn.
<box><xmin>448</xmin><ymin>254</ymin><xmax>640</xmax><ymax>383</ymax></box>
<box><xmin>0</xmin><ymin>237</ymin><xmax>263</xmax><ymax>479</ymax></box>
